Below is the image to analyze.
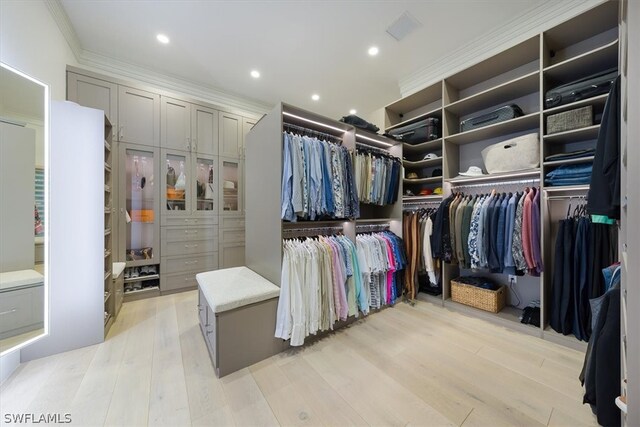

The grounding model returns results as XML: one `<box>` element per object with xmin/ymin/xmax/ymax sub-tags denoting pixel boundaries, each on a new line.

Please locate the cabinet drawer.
<box><xmin>198</xmin><ymin>289</ymin><xmax>208</xmax><ymax>327</ymax></box>
<box><xmin>161</xmin><ymin>226</ymin><xmax>217</xmax><ymax>243</ymax></box>
<box><xmin>161</xmin><ymin>270</ymin><xmax>206</xmax><ymax>292</ymax></box>
<box><xmin>220</xmin><ymin>229</ymin><xmax>245</xmax><ymax>244</ymax></box>
<box><xmin>163</xmin><ymin>238</ymin><xmax>217</xmax><ymax>257</ymax></box>
<box><xmin>220</xmin><ymin>216</ymin><xmax>245</xmax><ymax>229</ymax></box>
<box><xmin>205</xmin><ymin>305</ymin><xmax>217</xmax><ymax>366</ymax></box>
<box><xmin>0</xmin><ymin>286</ymin><xmax>44</xmax><ymax>335</ymax></box>
<box><xmin>162</xmin><ymin>216</ymin><xmax>218</xmax><ymax>227</ymax></box>
<box><xmin>162</xmin><ymin>253</ymin><xmax>218</xmax><ymax>274</ymax></box>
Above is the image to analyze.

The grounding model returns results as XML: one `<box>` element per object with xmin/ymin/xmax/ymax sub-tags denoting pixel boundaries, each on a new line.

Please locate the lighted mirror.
<box><xmin>0</xmin><ymin>63</ymin><xmax>48</xmax><ymax>355</ymax></box>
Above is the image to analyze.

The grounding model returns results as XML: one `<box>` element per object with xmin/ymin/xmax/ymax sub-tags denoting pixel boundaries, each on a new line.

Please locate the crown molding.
<box><xmin>399</xmin><ymin>0</ymin><xmax>608</xmax><ymax>97</ymax></box>
<box><xmin>44</xmin><ymin>0</ymin><xmax>271</xmax><ymax>116</ymax></box>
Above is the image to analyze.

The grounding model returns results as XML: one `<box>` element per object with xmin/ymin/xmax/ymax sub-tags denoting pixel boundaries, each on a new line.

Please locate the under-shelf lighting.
<box><xmin>282</xmin><ymin>111</ymin><xmax>347</xmax><ymax>134</ymax></box>
<box><xmin>356</xmin><ymin>133</ymin><xmax>394</xmax><ymax>147</ymax></box>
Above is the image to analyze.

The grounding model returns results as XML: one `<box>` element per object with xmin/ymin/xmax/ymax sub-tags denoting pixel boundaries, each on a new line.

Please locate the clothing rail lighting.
<box><xmin>356</xmin><ymin>133</ymin><xmax>394</xmax><ymax>147</ymax></box>
<box><xmin>282</xmin><ymin>111</ymin><xmax>347</xmax><ymax>134</ymax></box>
<box><xmin>450</xmin><ymin>177</ymin><xmax>540</xmax><ymax>190</ymax></box>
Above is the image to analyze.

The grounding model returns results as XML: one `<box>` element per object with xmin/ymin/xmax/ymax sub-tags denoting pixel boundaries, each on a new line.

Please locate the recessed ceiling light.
<box><xmin>156</xmin><ymin>34</ymin><xmax>170</xmax><ymax>44</ymax></box>
<box><xmin>250</xmin><ymin>70</ymin><xmax>260</xmax><ymax>78</ymax></box>
<box><xmin>311</xmin><ymin>94</ymin><xmax>320</xmax><ymax>101</ymax></box>
<box><xmin>349</xmin><ymin>109</ymin><xmax>357</xmax><ymax>115</ymax></box>
<box><xmin>368</xmin><ymin>46</ymin><xmax>379</xmax><ymax>56</ymax></box>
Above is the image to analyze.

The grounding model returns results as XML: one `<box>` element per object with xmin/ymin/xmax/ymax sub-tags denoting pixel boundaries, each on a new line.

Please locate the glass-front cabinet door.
<box><xmin>162</xmin><ymin>149</ymin><xmax>191</xmax><ymax>216</ymax></box>
<box><xmin>193</xmin><ymin>155</ymin><xmax>217</xmax><ymax>214</ymax></box>
<box><xmin>119</xmin><ymin>144</ymin><xmax>160</xmax><ymax>266</ymax></box>
<box><xmin>219</xmin><ymin>157</ymin><xmax>243</xmax><ymax>214</ymax></box>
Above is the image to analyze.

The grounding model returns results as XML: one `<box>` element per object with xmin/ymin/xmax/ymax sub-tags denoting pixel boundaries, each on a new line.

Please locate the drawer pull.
<box><xmin>184</xmin><ymin>219</ymin><xmax>199</xmax><ymax>223</ymax></box>
<box><xmin>184</xmin><ymin>260</ymin><xmax>199</xmax><ymax>265</ymax></box>
<box><xmin>0</xmin><ymin>308</ymin><xmax>17</xmax><ymax>316</ymax></box>
<box><xmin>184</xmin><ymin>230</ymin><xmax>198</xmax><ymax>234</ymax></box>
<box><xmin>184</xmin><ymin>276</ymin><xmax>195</xmax><ymax>282</ymax></box>
<box><xmin>184</xmin><ymin>244</ymin><xmax>199</xmax><ymax>248</ymax></box>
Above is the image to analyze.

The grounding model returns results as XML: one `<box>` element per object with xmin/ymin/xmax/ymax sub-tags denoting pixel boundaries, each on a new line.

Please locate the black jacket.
<box><xmin>587</xmin><ymin>76</ymin><xmax>621</xmax><ymax>219</ymax></box>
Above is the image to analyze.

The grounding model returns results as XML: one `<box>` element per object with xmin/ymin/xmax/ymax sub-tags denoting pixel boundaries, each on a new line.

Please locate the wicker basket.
<box><xmin>547</xmin><ymin>105</ymin><xmax>593</xmax><ymax>134</ymax></box>
<box><xmin>450</xmin><ymin>278</ymin><xmax>506</xmax><ymax>313</ymax></box>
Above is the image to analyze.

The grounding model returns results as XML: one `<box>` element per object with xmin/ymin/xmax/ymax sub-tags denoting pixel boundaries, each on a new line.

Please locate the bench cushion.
<box><xmin>0</xmin><ymin>270</ymin><xmax>44</xmax><ymax>292</ymax></box>
<box><xmin>196</xmin><ymin>267</ymin><xmax>279</xmax><ymax>314</ymax></box>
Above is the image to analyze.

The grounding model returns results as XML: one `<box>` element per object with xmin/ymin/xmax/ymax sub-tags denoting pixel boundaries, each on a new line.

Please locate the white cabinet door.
<box><xmin>67</xmin><ymin>72</ymin><xmax>118</xmax><ymax>131</ymax></box>
<box><xmin>192</xmin><ymin>104</ymin><xmax>218</xmax><ymax>156</ymax></box>
<box><xmin>218</xmin><ymin>112</ymin><xmax>242</xmax><ymax>158</ymax></box>
<box><xmin>241</xmin><ymin>117</ymin><xmax>256</xmax><ymax>160</ymax></box>
<box><xmin>118</xmin><ymin>86</ymin><xmax>160</xmax><ymax>147</ymax></box>
<box><xmin>161</xmin><ymin>97</ymin><xmax>191</xmax><ymax>151</ymax></box>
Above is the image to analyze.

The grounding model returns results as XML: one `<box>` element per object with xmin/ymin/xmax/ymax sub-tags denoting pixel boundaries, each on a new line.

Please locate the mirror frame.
<box><xmin>0</xmin><ymin>62</ymin><xmax>50</xmax><ymax>356</ymax></box>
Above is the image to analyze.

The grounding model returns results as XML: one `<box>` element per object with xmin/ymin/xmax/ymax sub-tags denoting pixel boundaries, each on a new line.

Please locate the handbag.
<box><xmin>481</xmin><ymin>132</ymin><xmax>539</xmax><ymax>174</ymax></box>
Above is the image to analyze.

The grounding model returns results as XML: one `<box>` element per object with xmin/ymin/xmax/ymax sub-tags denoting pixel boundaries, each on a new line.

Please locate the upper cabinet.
<box><xmin>191</xmin><ymin>104</ymin><xmax>218</xmax><ymax>156</ymax></box>
<box><xmin>161</xmin><ymin>97</ymin><xmax>191</xmax><ymax>152</ymax></box>
<box><xmin>118</xmin><ymin>86</ymin><xmax>160</xmax><ymax>146</ymax></box>
<box><xmin>241</xmin><ymin>117</ymin><xmax>257</xmax><ymax>159</ymax></box>
<box><xmin>67</xmin><ymin>73</ymin><xmax>118</xmax><ymax>129</ymax></box>
<box><xmin>219</xmin><ymin>112</ymin><xmax>242</xmax><ymax>158</ymax></box>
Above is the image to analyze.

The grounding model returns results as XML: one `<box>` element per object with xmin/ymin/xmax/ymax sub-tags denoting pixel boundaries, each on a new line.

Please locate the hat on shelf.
<box><xmin>459</xmin><ymin>166</ymin><xmax>485</xmax><ymax>177</ymax></box>
<box><xmin>419</xmin><ymin>188</ymin><xmax>433</xmax><ymax>196</ymax></box>
<box><xmin>433</xmin><ymin>187</ymin><xmax>443</xmax><ymax>195</ymax></box>
<box><xmin>432</xmin><ymin>168</ymin><xmax>442</xmax><ymax>177</ymax></box>
<box><xmin>223</xmin><ymin>180</ymin><xmax>236</xmax><ymax>189</ymax></box>
<box><xmin>423</xmin><ymin>153</ymin><xmax>439</xmax><ymax>160</ymax></box>
<box><xmin>405</xmin><ymin>189</ymin><xmax>415</xmax><ymax>196</ymax></box>
<box><xmin>406</xmin><ymin>172</ymin><xmax>419</xmax><ymax>179</ymax></box>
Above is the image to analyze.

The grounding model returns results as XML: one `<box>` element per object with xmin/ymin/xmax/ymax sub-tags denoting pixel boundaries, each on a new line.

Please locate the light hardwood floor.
<box><xmin>0</xmin><ymin>290</ymin><xmax>597</xmax><ymax>426</ymax></box>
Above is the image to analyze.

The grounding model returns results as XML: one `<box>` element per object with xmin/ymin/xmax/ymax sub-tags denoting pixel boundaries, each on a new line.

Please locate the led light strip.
<box><xmin>283</xmin><ymin>111</ymin><xmax>347</xmax><ymax>134</ymax></box>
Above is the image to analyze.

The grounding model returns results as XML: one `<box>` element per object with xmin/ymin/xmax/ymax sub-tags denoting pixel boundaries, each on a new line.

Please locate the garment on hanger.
<box><xmin>403</xmin><ymin>207</ymin><xmax>441</xmax><ymax>298</ymax></box>
<box><xmin>275</xmin><ymin>231</ymin><xmax>405</xmax><ymax>346</ymax></box>
<box><xmin>281</xmin><ymin>131</ymin><xmax>359</xmax><ymax>222</ymax></box>
<box><xmin>354</xmin><ymin>148</ymin><xmax>401</xmax><ymax>206</ymax></box>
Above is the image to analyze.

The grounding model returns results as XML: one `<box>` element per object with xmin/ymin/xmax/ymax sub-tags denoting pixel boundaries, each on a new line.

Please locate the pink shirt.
<box><xmin>522</xmin><ymin>189</ymin><xmax>536</xmax><ymax>270</ymax></box>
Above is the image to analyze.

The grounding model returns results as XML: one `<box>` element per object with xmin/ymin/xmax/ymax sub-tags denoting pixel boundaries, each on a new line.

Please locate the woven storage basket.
<box><xmin>450</xmin><ymin>279</ymin><xmax>506</xmax><ymax>313</ymax></box>
<box><xmin>547</xmin><ymin>105</ymin><xmax>593</xmax><ymax>134</ymax></box>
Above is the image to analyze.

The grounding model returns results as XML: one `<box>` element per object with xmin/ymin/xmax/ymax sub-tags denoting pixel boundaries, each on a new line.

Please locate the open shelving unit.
<box><xmin>103</xmin><ymin>116</ymin><xmax>115</xmax><ymax>337</ymax></box>
<box><xmin>383</xmin><ymin>0</ymin><xmax>619</xmax><ymax>347</ymax></box>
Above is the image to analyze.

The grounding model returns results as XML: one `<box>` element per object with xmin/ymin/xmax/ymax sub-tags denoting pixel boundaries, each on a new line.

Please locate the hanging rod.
<box><xmin>283</xmin><ymin>225</ymin><xmax>344</xmax><ymax>234</ymax></box>
<box><xmin>546</xmin><ymin>194</ymin><xmax>589</xmax><ymax>201</ymax></box>
<box><xmin>355</xmin><ymin>224</ymin><xmax>390</xmax><ymax>232</ymax></box>
<box><xmin>355</xmin><ymin>142</ymin><xmax>396</xmax><ymax>157</ymax></box>
<box><xmin>283</xmin><ymin>122</ymin><xmax>343</xmax><ymax>143</ymax></box>
<box><xmin>450</xmin><ymin>177</ymin><xmax>540</xmax><ymax>190</ymax></box>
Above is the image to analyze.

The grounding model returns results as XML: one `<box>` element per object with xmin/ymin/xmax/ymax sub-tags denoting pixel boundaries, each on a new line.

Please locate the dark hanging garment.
<box><xmin>572</xmin><ymin>217</ymin><xmax>590</xmax><ymax>341</ymax></box>
<box><xmin>549</xmin><ymin>219</ymin><xmax>566</xmax><ymax>333</ymax></box>
<box><xmin>560</xmin><ymin>219</ymin><xmax>575</xmax><ymax>335</ymax></box>
<box><xmin>587</xmin><ymin>75</ymin><xmax>621</xmax><ymax>220</ymax></box>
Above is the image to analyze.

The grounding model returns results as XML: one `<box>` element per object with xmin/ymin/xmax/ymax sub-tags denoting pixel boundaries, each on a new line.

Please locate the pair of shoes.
<box><xmin>147</xmin><ymin>265</ymin><xmax>157</xmax><ymax>275</ymax></box>
<box><xmin>130</xmin><ymin>268</ymin><xmax>140</xmax><ymax>278</ymax></box>
<box><xmin>131</xmin><ymin>281</ymin><xmax>142</xmax><ymax>291</ymax></box>
<box><xmin>124</xmin><ymin>284</ymin><xmax>133</xmax><ymax>293</ymax></box>
<box><xmin>140</xmin><ymin>266</ymin><xmax>149</xmax><ymax>276</ymax></box>
<box><xmin>124</xmin><ymin>268</ymin><xmax>131</xmax><ymax>279</ymax></box>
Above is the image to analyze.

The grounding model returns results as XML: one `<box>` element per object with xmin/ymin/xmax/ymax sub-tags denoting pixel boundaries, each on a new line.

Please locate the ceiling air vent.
<box><xmin>386</xmin><ymin>11</ymin><xmax>422</xmax><ymax>42</ymax></box>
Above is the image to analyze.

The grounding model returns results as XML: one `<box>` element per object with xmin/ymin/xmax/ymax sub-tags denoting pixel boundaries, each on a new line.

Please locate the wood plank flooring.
<box><xmin>0</xmin><ymin>290</ymin><xmax>597</xmax><ymax>426</ymax></box>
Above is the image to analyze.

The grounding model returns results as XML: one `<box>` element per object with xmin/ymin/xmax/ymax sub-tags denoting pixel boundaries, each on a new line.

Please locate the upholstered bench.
<box><xmin>196</xmin><ymin>267</ymin><xmax>284</xmax><ymax>377</ymax></box>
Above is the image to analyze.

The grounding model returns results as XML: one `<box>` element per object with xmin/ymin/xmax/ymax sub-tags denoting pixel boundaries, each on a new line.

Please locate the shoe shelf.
<box><xmin>403</xmin><ymin>176</ymin><xmax>442</xmax><ymax>185</ymax></box>
<box><xmin>445</xmin><ymin>168</ymin><xmax>540</xmax><ymax>185</ymax></box>
<box><xmin>543</xmin><ymin>184</ymin><xmax>590</xmax><ymax>193</ymax></box>
<box><xmin>542</xmin><ymin>93</ymin><xmax>609</xmax><ymax>116</ymax></box>
<box><xmin>445</xmin><ymin>113</ymin><xmax>540</xmax><ymax>145</ymax></box>
<box><xmin>403</xmin><ymin>156</ymin><xmax>443</xmax><ymax>168</ymax></box>
<box><xmin>444</xmin><ymin>71</ymin><xmax>539</xmax><ymax>116</ymax></box>
<box><xmin>402</xmin><ymin>138</ymin><xmax>442</xmax><ymax>154</ymax></box>
<box><xmin>124</xmin><ymin>274</ymin><xmax>160</xmax><ymax>283</ymax></box>
<box><xmin>403</xmin><ymin>195</ymin><xmax>443</xmax><ymax>202</ymax></box>
<box><xmin>104</xmin><ymin>291</ymin><xmax>111</xmax><ymax>303</ymax></box>
<box><xmin>124</xmin><ymin>286</ymin><xmax>160</xmax><ymax>295</ymax></box>
<box><xmin>543</xmin><ymin>124</ymin><xmax>600</xmax><ymax>144</ymax></box>
<box><xmin>543</xmin><ymin>39</ymin><xmax>618</xmax><ymax>82</ymax></box>
<box><xmin>104</xmin><ymin>270</ymin><xmax>111</xmax><ymax>281</ymax></box>
<box><xmin>543</xmin><ymin>155</ymin><xmax>595</xmax><ymax>167</ymax></box>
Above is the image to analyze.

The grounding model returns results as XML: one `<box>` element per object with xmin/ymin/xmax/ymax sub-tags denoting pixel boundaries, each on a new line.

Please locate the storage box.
<box><xmin>481</xmin><ymin>132</ymin><xmax>539</xmax><ymax>174</ymax></box>
<box><xmin>547</xmin><ymin>105</ymin><xmax>593</xmax><ymax>134</ymax></box>
<box><xmin>130</xmin><ymin>209</ymin><xmax>154</xmax><ymax>223</ymax></box>
<box><xmin>450</xmin><ymin>278</ymin><xmax>506</xmax><ymax>313</ymax></box>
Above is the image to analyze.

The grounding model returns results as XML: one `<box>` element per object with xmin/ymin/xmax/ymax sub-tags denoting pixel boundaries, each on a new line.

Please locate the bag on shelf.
<box><xmin>387</xmin><ymin>117</ymin><xmax>440</xmax><ymax>144</ymax></box>
<box><xmin>547</xmin><ymin>105</ymin><xmax>593</xmax><ymax>134</ymax></box>
<box><xmin>460</xmin><ymin>104</ymin><xmax>524</xmax><ymax>132</ymax></box>
<box><xmin>544</xmin><ymin>67</ymin><xmax>617</xmax><ymax>109</ymax></box>
<box><xmin>481</xmin><ymin>132</ymin><xmax>539</xmax><ymax>174</ymax></box>
<box><xmin>339</xmin><ymin>114</ymin><xmax>379</xmax><ymax>133</ymax></box>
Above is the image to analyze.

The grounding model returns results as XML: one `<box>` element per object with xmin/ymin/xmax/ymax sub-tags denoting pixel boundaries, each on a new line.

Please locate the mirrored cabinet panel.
<box><xmin>194</xmin><ymin>156</ymin><xmax>216</xmax><ymax>213</ymax></box>
<box><xmin>220</xmin><ymin>157</ymin><xmax>242</xmax><ymax>214</ymax></box>
<box><xmin>120</xmin><ymin>145</ymin><xmax>160</xmax><ymax>266</ymax></box>
<box><xmin>163</xmin><ymin>151</ymin><xmax>189</xmax><ymax>213</ymax></box>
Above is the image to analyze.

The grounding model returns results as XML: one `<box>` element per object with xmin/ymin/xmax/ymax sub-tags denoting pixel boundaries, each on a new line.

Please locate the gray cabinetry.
<box><xmin>67</xmin><ymin>73</ymin><xmax>118</xmax><ymax>130</ymax></box>
<box><xmin>241</xmin><ymin>117</ymin><xmax>256</xmax><ymax>159</ymax></box>
<box><xmin>192</xmin><ymin>104</ymin><xmax>219</xmax><ymax>156</ymax></box>
<box><xmin>219</xmin><ymin>112</ymin><xmax>242</xmax><ymax>158</ymax></box>
<box><xmin>219</xmin><ymin>157</ymin><xmax>243</xmax><ymax>214</ymax></box>
<box><xmin>161</xmin><ymin>97</ymin><xmax>191</xmax><ymax>151</ymax></box>
<box><xmin>118</xmin><ymin>86</ymin><xmax>160</xmax><ymax>147</ymax></box>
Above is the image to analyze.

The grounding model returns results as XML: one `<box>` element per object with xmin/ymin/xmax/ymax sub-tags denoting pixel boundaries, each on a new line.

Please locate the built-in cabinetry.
<box><xmin>383</xmin><ymin>0</ymin><xmax>618</xmax><ymax>350</ymax></box>
<box><xmin>103</xmin><ymin>117</ymin><xmax>115</xmax><ymax>334</ymax></box>
<box><xmin>67</xmin><ymin>67</ymin><xmax>261</xmax><ymax>300</ymax></box>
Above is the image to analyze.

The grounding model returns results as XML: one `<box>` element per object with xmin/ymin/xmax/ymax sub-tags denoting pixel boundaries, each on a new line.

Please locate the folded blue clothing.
<box><xmin>545</xmin><ymin>164</ymin><xmax>593</xmax><ymax>178</ymax></box>
<box><xmin>545</xmin><ymin>176</ymin><xmax>592</xmax><ymax>186</ymax></box>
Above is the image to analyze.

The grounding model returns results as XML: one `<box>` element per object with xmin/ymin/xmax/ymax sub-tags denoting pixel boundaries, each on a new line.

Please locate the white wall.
<box><xmin>0</xmin><ymin>0</ymin><xmax>78</xmax><ymax>101</ymax></box>
<box><xmin>0</xmin><ymin>0</ymin><xmax>78</xmax><ymax>382</ymax></box>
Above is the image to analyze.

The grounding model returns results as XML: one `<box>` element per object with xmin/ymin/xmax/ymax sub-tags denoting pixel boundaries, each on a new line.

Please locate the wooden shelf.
<box><xmin>104</xmin><ymin>271</ymin><xmax>111</xmax><ymax>281</ymax></box>
<box><xmin>543</xmin><ymin>184</ymin><xmax>589</xmax><ymax>193</ymax></box>
<box><xmin>104</xmin><ymin>140</ymin><xmax>111</xmax><ymax>152</ymax></box>
<box><xmin>385</xmin><ymin>82</ymin><xmax>442</xmax><ymax>116</ymax></box>
<box><xmin>385</xmin><ymin>107</ymin><xmax>442</xmax><ymax>133</ymax></box>
<box><xmin>447</xmin><ymin>168</ymin><xmax>540</xmax><ymax>185</ymax></box>
<box><xmin>124</xmin><ymin>274</ymin><xmax>160</xmax><ymax>283</ymax></box>
<box><xmin>104</xmin><ymin>250</ymin><xmax>112</xmax><ymax>258</ymax></box>
<box><xmin>445</xmin><ymin>113</ymin><xmax>539</xmax><ymax>145</ymax></box>
<box><xmin>543</xmin><ymin>155</ymin><xmax>594</xmax><ymax>167</ymax></box>
<box><xmin>544</xmin><ymin>39</ymin><xmax>618</xmax><ymax>82</ymax></box>
<box><xmin>403</xmin><ymin>176</ymin><xmax>442</xmax><ymax>185</ymax></box>
<box><xmin>403</xmin><ymin>195</ymin><xmax>443</xmax><ymax>202</ymax></box>
<box><xmin>104</xmin><ymin>162</ymin><xmax>111</xmax><ymax>173</ymax></box>
<box><xmin>543</xmin><ymin>93</ymin><xmax>608</xmax><ymax>116</ymax></box>
<box><xmin>402</xmin><ymin>138</ymin><xmax>442</xmax><ymax>154</ymax></box>
<box><xmin>124</xmin><ymin>286</ymin><xmax>160</xmax><ymax>295</ymax></box>
<box><xmin>104</xmin><ymin>292</ymin><xmax>111</xmax><ymax>303</ymax></box>
<box><xmin>445</xmin><ymin>71</ymin><xmax>539</xmax><ymax>116</ymax></box>
<box><xmin>104</xmin><ymin>228</ymin><xmax>111</xmax><ymax>236</ymax></box>
<box><xmin>544</xmin><ymin>124</ymin><xmax>599</xmax><ymax>144</ymax></box>
<box><xmin>104</xmin><ymin>185</ymin><xmax>111</xmax><ymax>193</ymax></box>
<box><xmin>282</xmin><ymin>219</ymin><xmax>349</xmax><ymax>228</ymax></box>
<box><xmin>104</xmin><ymin>206</ymin><xmax>111</xmax><ymax>213</ymax></box>
<box><xmin>403</xmin><ymin>157</ymin><xmax>443</xmax><ymax>169</ymax></box>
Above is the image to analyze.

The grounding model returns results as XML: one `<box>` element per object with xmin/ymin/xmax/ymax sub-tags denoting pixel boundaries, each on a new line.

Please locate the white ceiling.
<box><xmin>60</xmin><ymin>0</ymin><xmax>543</xmax><ymax>119</ymax></box>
